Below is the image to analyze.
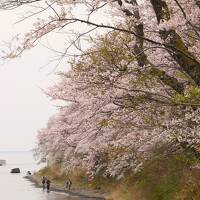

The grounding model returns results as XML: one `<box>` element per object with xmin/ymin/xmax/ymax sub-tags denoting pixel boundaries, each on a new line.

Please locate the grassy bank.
<box><xmin>109</xmin><ymin>151</ymin><xmax>200</xmax><ymax>200</ymax></box>
<box><xmin>35</xmin><ymin>151</ymin><xmax>200</xmax><ymax>200</ymax></box>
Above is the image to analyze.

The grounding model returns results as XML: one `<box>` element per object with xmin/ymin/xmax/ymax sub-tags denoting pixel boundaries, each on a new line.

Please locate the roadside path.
<box><xmin>24</xmin><ymin>175</ymin><xmax>106</xmax><ymax>200</ymax></box>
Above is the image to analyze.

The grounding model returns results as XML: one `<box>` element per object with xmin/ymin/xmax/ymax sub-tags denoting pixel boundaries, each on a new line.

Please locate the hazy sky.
<box><xmin>0</xmin><ymin>2</ymin><xmax>112</xmax><ymax>151</ymax></box>
<box><xmin>0</xmin><ymin>7</ymin><xmax>66</xmax><ymax>151</ymax></box>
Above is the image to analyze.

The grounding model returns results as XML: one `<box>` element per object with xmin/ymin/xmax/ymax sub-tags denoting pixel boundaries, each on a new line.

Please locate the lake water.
<box><xmin>0</xmin><ymin>151</ymin><xmax>76</xmax><ymax>200</ymax></box>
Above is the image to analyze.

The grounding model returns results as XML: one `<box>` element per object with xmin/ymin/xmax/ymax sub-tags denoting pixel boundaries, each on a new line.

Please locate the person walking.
<box><xmin>66</xmin><ymin>179</ymin><xmax>72</xmax><ymax>190</ymax></box>
<box><xmin>42</xmin><ymin>176</ymin><xmax>46</xmax><ymax>190</ymax></box>
<box><xmin>46</xmin><ymin>179</ymin><xmax>51</xmax><ymax>192</ymax></box>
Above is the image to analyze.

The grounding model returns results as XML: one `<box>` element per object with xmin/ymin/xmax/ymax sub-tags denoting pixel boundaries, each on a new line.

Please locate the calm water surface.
<box><xmin>0</xmin><ymin>151</ymin><xmax>74</xmax><ymax>200</ymax></box>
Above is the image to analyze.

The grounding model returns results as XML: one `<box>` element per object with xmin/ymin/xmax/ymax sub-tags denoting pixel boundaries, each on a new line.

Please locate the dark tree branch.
<box><xmin>149</xmin><ymin>0</ymin><xmax>200</xmax><ymax>86</ymax></box>
<box><xmin>0</xmin><ymin>0</ymin><xmax>42</xmax><ymax>9</ymax></box>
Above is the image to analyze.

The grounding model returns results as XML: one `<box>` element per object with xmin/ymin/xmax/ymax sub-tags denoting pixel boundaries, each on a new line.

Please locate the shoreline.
<box><xmin>24</xmin><ymin>175</ymin><xmax>106</xmax><ymax>200</ymax></box>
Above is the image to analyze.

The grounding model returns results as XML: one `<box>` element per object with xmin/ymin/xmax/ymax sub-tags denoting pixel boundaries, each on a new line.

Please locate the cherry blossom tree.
<box><xmin>35</xmin><ymin>30</ymin><xmax>200</xmax><ymax>177</ymax></box>
<box><xmin>1</xmin><ymin>0</ymin><xmax>199</xmax><ymax>177</ymax></box>
<box><xmin>0</xmin><ymin>0</ymin><xmax>199</xmax><ymax>95</ymax></box>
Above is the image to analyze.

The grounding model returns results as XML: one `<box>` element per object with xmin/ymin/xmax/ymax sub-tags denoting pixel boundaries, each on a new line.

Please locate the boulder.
<box><xmin>26</xmin><ymin>171</ymin><xmax>31</xmax><ymax>175</ymax></box>
<box><xmin>0</xmin><ymin>160</ymin><xmax>6</xmax><ymax>166</ymax></box>
<box><xmin>10</xmin><ymin>168</ymin><xmax>20</xmax><ymax>173</ymax></box>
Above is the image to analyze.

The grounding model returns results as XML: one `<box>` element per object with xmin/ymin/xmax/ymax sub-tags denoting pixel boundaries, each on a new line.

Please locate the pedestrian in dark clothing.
<box><xmin>46</xmin><ymin>179</ymin><xmax>51</xmax><ymax>192</ymax></box>
<box><xmin>66</xmin><ymin>179</ymin><xmax>72</xmax><ymax>190</ymax></box>
<box><xmin>42</xmin><ymin>176</ymin><xmax>46</xmax><ymax>190</ymax></box>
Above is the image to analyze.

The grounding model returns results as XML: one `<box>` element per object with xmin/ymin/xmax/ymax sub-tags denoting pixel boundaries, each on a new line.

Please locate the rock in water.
<box><xmin>10</xmin><ymin>168</ymin><xmax>20</xmax><ymax>173</ymax></box>
<box><xmin>0</xmin><ymin>160</ymin><xmax>6</xmax><ymax>166</ymax></box>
